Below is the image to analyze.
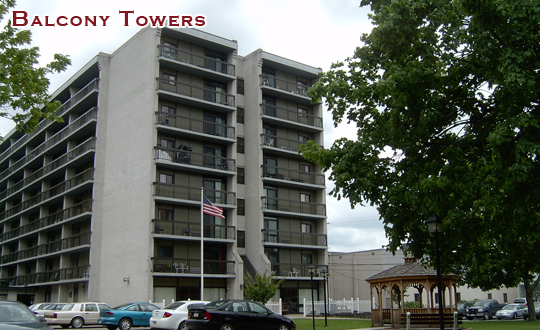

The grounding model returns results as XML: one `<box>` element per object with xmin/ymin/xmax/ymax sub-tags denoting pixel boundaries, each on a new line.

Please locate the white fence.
<box><xmin>303</xmin><ymin>298</ymin><xmax>371</xmax><ymax>317</ymax></box>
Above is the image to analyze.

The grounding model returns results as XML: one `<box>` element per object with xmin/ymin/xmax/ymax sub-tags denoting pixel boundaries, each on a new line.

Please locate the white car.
<box><xmin>495</xmin><ymin>303</ymin><xmax>527</xmax><ymax>319</ymax></box>
<box><xmin>45</xmin><ymin>302</ymin><xmax>112</xmax><ymax>328</ymax></box>
<box><xmin>31</xmin><ymin>303</ymin><xmax>67</xmax><ymax>317</ymax></box>
<box><xmin>150</xmin><ymin>301</ymin><xmax>208</xmax><ymax>330</ymax></box>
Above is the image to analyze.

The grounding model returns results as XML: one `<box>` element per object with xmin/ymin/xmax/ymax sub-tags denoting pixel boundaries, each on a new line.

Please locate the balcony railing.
<box><xmin>261</xmin><ymin>104</ymin><xmax>322</xmax><ymax>129</ymax></box>
<box><xmin>157</xmin><ymin>78</ymin><xmax>235</xmax><ymax>108</ymax></box>
<box><xmin>0</xmin><ymin>79</ymin><xmax>99</xmax><ymax>164</ymax></box>
<box><xmin>260</xmin><ymin>74</ymin><xmax>312</xmax><ymax>97</ymax></box>
<box><xmin>155</xmin><ymin>112</ymin><xmax>235</xmax><ymax>139</ymax></box>
<box><xmin>1</xmin><ymin>232</ymin><xmax>91</xmax><ymax>265</ymax></box>
<box><xmin>4</xmin><ymin>265</ymin><xmax>90</xmax><ymax>287</ymax></box>
<box><xmin>158</xmin><ymin>45</ymin><xmax>235</xmax><ymax>76</ymax></box>
<box><xmin>153</xmin><ymin>183</ymin><xmax>236</xmax><ymax>206</ymax></box>
<box><xmin>0</xmin><ymin>200</ymin><xmax>92</xmax><ymax>243</ymax></box>
<box><xmin>261</xmin><ymin>134</ymin><xmax>311</xmax><ymax>153</ymax></box>
<box><xmin>263</xmin><ymin>229</ymin><xmax>327</xmax><ymax>246</ymax></box>
<box><xmin>152</xmin><ymin>219</ymin><xmax>235</xmax><ymax>240</ymax></box>
<box><xmin>0</xmin><ymin>167</ymin><xmax>94</xmax><ymax>222</ymax></box>
<box><xmin>270</xmin><ymin>263</ymin><xmax>328</xmax><ymax>278</ymax></box>
<box><xmin>154</xmin><ymin>146</ymin><xmax>235</xmax><ymax>172</ymax></box>
<box><xmin>262</xmin><ymin>165</ymin><xmax>325</xmax><ymax>186</ymax></box>
<box><xmin>152</xmin><ymin>257</ymin><xmax>234</xmax><ymax>275</ymax></box>
<box><xmin>262</xmin><ymin>197</ymin><xmax>326</xmax><ymax>216</ymax></box>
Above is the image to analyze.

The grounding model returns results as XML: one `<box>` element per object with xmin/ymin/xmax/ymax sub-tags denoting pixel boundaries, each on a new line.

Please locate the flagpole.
<box><xmin>200</xmin><ymin>187</ymin><xmax>204</xmax><ymax>300</ymax></box>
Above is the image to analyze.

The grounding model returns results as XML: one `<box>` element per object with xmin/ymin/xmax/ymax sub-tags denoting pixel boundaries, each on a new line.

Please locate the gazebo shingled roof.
<box><xmin>366</xmin><ymin>258</ymin><xmax>440</xmax><ymax>281</ymax></box>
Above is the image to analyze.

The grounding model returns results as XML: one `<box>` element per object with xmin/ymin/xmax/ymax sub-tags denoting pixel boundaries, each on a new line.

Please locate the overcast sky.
<box><xmin>2</xmin><ymin>0</ymin><xmax>389</xmax><ymax>252</ymax></box>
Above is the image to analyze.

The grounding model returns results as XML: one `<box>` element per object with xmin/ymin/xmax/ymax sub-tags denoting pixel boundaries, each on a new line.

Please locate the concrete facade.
<box><xmin>0</xmin><ymin>27</ymin><xmax>327</xmax><ymax>311</ymax></box>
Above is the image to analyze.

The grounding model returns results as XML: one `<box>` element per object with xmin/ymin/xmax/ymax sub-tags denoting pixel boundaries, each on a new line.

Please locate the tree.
<box><xmin>0</xmin><ymin>0</ymin><xmax>70</xmax><ymax>134</ymax></box>
<box><xmin>302</xmin><ymin>0</ymin><xmax>540</xmax><ymax>320</ymax></box>
<box><xmin>243</xmin><ymin>271</ymin><xmax>284</xmax><ymax>304</ymax></box>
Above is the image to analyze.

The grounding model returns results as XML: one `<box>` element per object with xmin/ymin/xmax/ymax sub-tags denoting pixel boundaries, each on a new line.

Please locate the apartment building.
<box><xmin>0</xmin><ymin>27</ymin><xmax>327</xmax><ymax>311</ymax></box>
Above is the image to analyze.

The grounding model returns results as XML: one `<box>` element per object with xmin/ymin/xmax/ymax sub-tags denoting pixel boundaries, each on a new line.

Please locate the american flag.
<box><xmin>203</xmin><ymin>195</ymin><xmax>225</xmax><ymax>219</ymax></box>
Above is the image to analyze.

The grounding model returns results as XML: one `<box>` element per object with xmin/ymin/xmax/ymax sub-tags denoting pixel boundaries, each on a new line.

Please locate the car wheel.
<box><xmin>71</xmin><ymin>317</ymin><xmax>84</xmax><ymax>328</ymax></box>
<box><xmin>220</xmin><ymin>323</ymin><xmax>234</xmax><ymax>330</ymax></box>
<box><xmin>119</xmin><ymin>318</ymin><xmax>133</xmax><ymax>330</ymax></box>
<box><xmin>278</xmin><ymin>323</ymin><xmax>290</xmax><ymax>330</ymax></box>
<box><xmin>179</xmin><ymin>321</ymin><xmax>188</xmax><ymax>330</ymax></box>
<box><xmin>107</xmin><ymin>326</ymin><xmax>118</xmax><ymax>330</ymax></box>
<box><xmin>512</xmin><ymin>313</ymin><xmax>516</xmax><ymax>319</ymax></box>
<box><xmin>483</xmin><ymin>313</ymin><xmax>490</xmax><ymax>320</ymax></box>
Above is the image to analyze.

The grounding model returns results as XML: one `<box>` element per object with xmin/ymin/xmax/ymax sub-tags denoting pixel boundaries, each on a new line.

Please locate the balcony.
<box><xmin>154</xmin><ymin>146</ymin><xmax>235</xmax><ymax>176</ymax></box>
<box><xmin>0</xmin><ymin>232</ymin><xmax>91</xmax><ymax>265</ymax></box>
<box><xmin>4</xmin><ymin>265</ymin><xmax>90</xmax><ymax>287</ymax></box>
<box><xmin>157</xmin><ymin>78</ymin><xmax>235</xmax><ymax>112</ymax></box>
<box><xmin>260</xmin><ymin>75</ymin><xmax>316</xmax><ymax>105</ymax></box>
<box><xmin>158</xmin><ymin>45</ymin><xmax>235</xmax><ymax>82</ymax></box>
<box><xmin>0</xmin><ymin>167</ymin><xmax>94</xmax><ymax>223</ymax></box>
<box><xmin>0</xmin><ymin>200</ymin><xmax>92</xmax><ymax>243</ymax></box>
<box><xmin>270</xmin><ymin>263</ymin><xmax>328</xmax><ymax>278</ymax></box>
<box><xmin>0</xmin><ymin>79</ymin><xmax>99</xmax><ymax>164</ymax></box>
<box><xmin>261</xmin><ymin>104</ymin><xmax>322</xmax><ymax>132</ymax></box>
<box><xmin>261</xmin><ymin>134</ymin><xmax>315</xmax><ymax>159</ymax></box>
<box><xmin>263</xmin><ymin>229</ymin><xmax>327</xmax><ymax>248</ymax></box>
<box><xmin>153</xmin><ymin>183</ymin><xmax>236</xmax><ymax>208</ymax></box>
<box><xmin>152</xmin><ymin>257</ymin><xmax>234</xmax><ymax>276</ymax></box>
<box><xmin>152</xmin><ymin>219</ymin><xmax>235</xmax><ymax>242</ymax></box>
<box><xmin>155</xmin><ymin>112</ymin><xmax>235</xmax><ymax>144</ymax></box>
<box><xmin>262</xmin><ymin>197</ymin><xmax>326</xmax><ymax>219</ymax></box>
<box><xmin>262</xmin><ymin>165</ymin><xmax>325</xmax><ymax>188</ymax></box>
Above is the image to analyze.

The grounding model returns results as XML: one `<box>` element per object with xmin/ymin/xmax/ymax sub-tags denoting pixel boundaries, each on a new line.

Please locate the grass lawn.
<box><xmin>291</xmin><ymin>317</ymin><xmax>540</xmax><ymax>330</ymax></box>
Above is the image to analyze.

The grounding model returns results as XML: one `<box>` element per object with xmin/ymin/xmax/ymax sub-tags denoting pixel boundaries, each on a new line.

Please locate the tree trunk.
<box><xmin>524</xmin><ymin>278</ymin><xmax>537</xmax><ymax>321</ymax></box>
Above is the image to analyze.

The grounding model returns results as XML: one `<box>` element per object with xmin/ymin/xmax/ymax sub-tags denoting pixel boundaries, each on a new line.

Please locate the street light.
<box><xmin>308</xmin><ymin>265</ymin><xmax>316</xmax><ymax>330</ymax></box>
<box><xmin>426</xmin><ymin>214</ymin><xmax>444</xmax><ymax>330</ymax></box>
<box><xmin>320</xmin><ymin>269</ymin><xmax>329</xmax><ymax>327</ymax></box>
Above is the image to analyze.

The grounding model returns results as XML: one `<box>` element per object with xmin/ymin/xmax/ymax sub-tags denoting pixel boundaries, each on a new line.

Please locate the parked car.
<box><xmin>466</xmin><ymin>299</ymin><xmax>506</xmax><ymax>320</ymax></box>
<box><xmin>523</xmin><ymin>305</ymin><xmax>540</xmax><ymax>320</ymax></box>
<box><xmin>32</xmin><ymin>303</ymin><xmax>67</xmax><ymax>317</ymax></box>
<box><xmin>0</xmin><ymin>300</ymin><xmax>53</xmax><ymax>330</ymax></box>
<box><xmin>150</xmin><ymin>300</ymin><xmax>208</xmax><ymax>330</ymax></box>
<box><xmin>457</xmin><ymin>302</ymin><xmax>472</xmax><ymax>319</ymax></box>
<box><xmin>45</xmin><ymin>302</ymin><xmax>112</xmax><ymax>328</ymax></box>
<box><xmin>514</xmin><ymin>298</ymin><xmax>527</xmax><ymax>304</ymax></box>
<box><xmin>186</xmin><ymin>299</ymin><xmax>296</xmax><ymax>330</ymax></box>
<box><xmin>495</xmin><ymin>303</ymin><xmax>527</xmax><ymax>319</ymax></box>
<box><xmin>98</xmin><ymin>302</ymin><xmax>161</xmax><ymax>330</ymax></box>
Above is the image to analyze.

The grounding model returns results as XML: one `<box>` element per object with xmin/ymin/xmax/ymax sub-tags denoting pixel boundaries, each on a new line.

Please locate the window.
<box><xmin>263</xmin><ymin>187</ymin><xmax>278</xmax><ymax>210</ymax></box>
<box><xmin>503</xmin><ymin>293</ymin><xmax>508</xmax><ymax>303</ymax></box>
<box><xmin>237</xmin><ymin>198</ymin><xmax>245</xmax><ymax>215</ymax></box>
<box><xmin>414</xmin><ymin>294</ymin><xmax>420</xmax><ymax>302</ymax></box>
<box><xmin>300</xmin><ymin>193</ymin><xmax>311</xmax><ymax>203</ymax></box>
<box><xmin>205</xmin><ymin>50</ymin><xmax>227</xmax><ymax>73</ymax></box>
<box><xmin>262</xmin><ymin>68</ymin><xmax>276</xmax><ymax>87</ymax></box>
<box><xmin>204</xmin><ymin>112</ymin><xmax>227</xmax><ymax>137</ymax></box>
<box><xmin>161</xmin><ymin>103</ymin><xmax>176</xmax><ymax>114</ymax></box>
<box><xmin>298</xmin><ymin>107</ymin><xmax>308</xmax><ymax>118</ymax></box>
<box><xmin>297</xmin><ymin>79</ymin><xmax>308</xmax><ymax>94</ymax></box>
<box><xmin>237</xmin><ymin>79</ymin><xmax>244</xmax><ymax>94</ymax></box>
<box><xmin>299</xmin><ymin>135</ymin><xmax>309</xmax><ymax>144</ymax></box>
<box><xmin>204</xmin><ymin>80</ymin><xmax>227</xmax><ymax>104</ymax></box>
<box><xmin>264</xmin><ymin>217</ymin><xmax>278</xmax><ymax>243</ymax></box>
<box><xmin>262</xmin><ymin>97</ymin><xmax>276</xmax><ymax>117</ymax></box>
<box><xmin>487</xmin><ymin>293</ymin><xmax>492</xmax><ymax>299</ymax></box>
<box><xmin>237</xmin><ymin>231</ymin><xmax>245</xmax><ymax>247</ymax></box>
<box><xmin>237</xmin><ymin>137</ymin><xmax>245</xmax><ymax>154</ymax></box>
<box><xmin>237</xmin><ymin>107</ymin><xmax>244</xmax><ymax>123</ymax></box>
<box><xmin>159</xmin><ymin>173</ymin><xmax>173</xmax><ymax>184</ymax></box>
<box><xmin>157</xmin><ymin>244</ymin><xmax>173</xmax><ymax>258</ymax></box>
<box><xmin>456</xmin><ymin>292</ymin><xmax>461</xmax><ymax>302</ymax></box>
<box><xmin>237</xmin><ymin>167</ymin><xmax>245</xmax><ymax>184</ymax></box>
<box><xmin>161</xmin><ymin>40</ymin><xmax>177</xmax><ymax>59</ymax></box>
<box><xmin>204</xmin><ymin>145</ymin><xmax>227</xmax><ymax>169</ymax></box>
<box><xmin>301</xmin><ymin>253</ymin><xmax>312</xmax><ymax>264</ymax></box>
<box><xmin>264</xmin><ymin>157</ymin><xmax>278</xmax><ymax>177</ymax></box>
<box><xmin>300</xmin><ymin>163</ymin><xmax>310</xmax><ymax>172</ymax></box>
<box><xmin>301</xmin><ymin>223</ymin><xmax>312</xmax><ymax>233</ymax></box>
<box><xmin>263</xmin><ymin>126</ymin><xmax>277</xmax><ymax>146</ymax></box>
<box><xmin>160</xmin><ymin>138</ymin><xmax>174</xmax><ymax>148</ymax></box>
<box><xmin>162</xmin><ymin>71</ymin><xmax>176</xmax><ymax>85</ymax></box>
<box><xmin>158</xmin><ymin>208</ymin><xmax>173</xmax><ymax>220</ymax></box>
<box><xmin>85</xmin><ymin>304</ymin><xmax>98</xmax><ymax>312</ymax></box>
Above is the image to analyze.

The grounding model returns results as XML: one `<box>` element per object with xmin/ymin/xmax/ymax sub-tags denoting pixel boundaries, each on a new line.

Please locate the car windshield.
<box><xmin>473</xmin><ymin>301</ymin><xmax>490</xmax><ymax>306</ymax></box>
<box><xmin>164</xmin><ymin>302</ymin><xmax>185</xmax><ymax>310</ymax></box>
<box><xmin>502</xmin><ymin>305</ymin><xmax>518</xmax><ymax>310</ymax></box>
<box><xmin>0</xmin><ymin>304</ymin><xmax>39</xmax><ymax>322</ymax></box>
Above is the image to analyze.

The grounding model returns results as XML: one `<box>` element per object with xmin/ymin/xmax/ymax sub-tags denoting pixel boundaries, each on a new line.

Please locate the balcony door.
<box><xmin>204</xmin><ymin>113</ymin><xmax>227</xmax><ymax>137</ymax></box>
<box><xmin>204</xmin><ymin>80</ymin><xmax>226</xmax><ymax>104</ymax></box>
<box><xmin>204</xmin><ymin>145</ymin><xmax>227</xmax><ymax>170</ymax></box>
<box><xmin>204</xmin><ymin>179</ymin><xmax>226</xmax><ymax>238</ymax></box>
<box><xmin>263</xmin><ymin>186</ymin><xmax>278</xmax><ymax>210</ymax></box>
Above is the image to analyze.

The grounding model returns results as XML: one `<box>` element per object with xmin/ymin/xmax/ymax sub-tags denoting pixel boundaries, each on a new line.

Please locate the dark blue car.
<box><xmin>99</xmin><ymin>302</ymin><xmax>161</xmax><ymax>330</ymax></box>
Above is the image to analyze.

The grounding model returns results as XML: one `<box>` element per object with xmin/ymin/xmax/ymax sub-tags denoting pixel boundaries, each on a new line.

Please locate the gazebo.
<box><xmin>366</xmin><ymin>257</ymin><xmax>459</xmax><ymax>328</ymax></box>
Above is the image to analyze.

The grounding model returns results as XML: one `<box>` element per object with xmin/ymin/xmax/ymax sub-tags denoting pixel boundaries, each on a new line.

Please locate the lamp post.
<box><xmin>308</xmin><ymin>265</ymin><xmax>316</xmax><ymax>330</ymax></box>
<box><xmin>426</xmin><ymin>214</ymin><xmax>444</xmax><ymax>330</ymax></box>
<box><xmin>320</xmin><ymin>269</ymin><xmax>329</xmax><ymax>327</ymax></box>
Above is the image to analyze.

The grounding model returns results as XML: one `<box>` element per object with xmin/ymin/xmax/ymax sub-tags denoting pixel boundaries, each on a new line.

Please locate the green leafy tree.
<box><xmin>302</xmin><ymin>0</ymin><xmax>540</xmax><ymax>321</ymax></box>
<box><xmin>0</xmin><ymin>0</ymin><xmax>71</xmax><ymax>134</ymax></box>
<box><xmin>243</xmin><ymin>271</ymin><xmax>284</xmax><ymax>304</ymax></box>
